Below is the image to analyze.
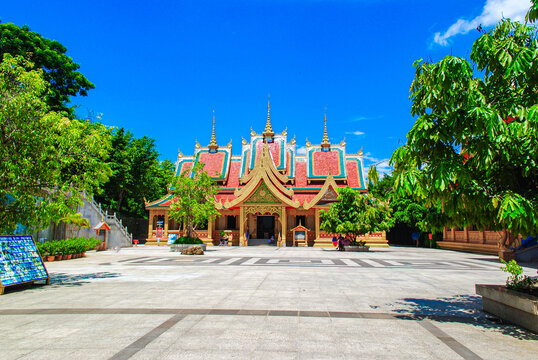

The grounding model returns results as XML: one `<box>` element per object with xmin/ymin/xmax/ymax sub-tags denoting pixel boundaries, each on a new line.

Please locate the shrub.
<box><xmin>500</xmin><ymin>260</ymin><xmax>537</xmax><ymax>292</ymax></box>
<box><xmin>173</xmin><ymin>236</ymin><xmax>203</xmax><ymax>245</ymax></box>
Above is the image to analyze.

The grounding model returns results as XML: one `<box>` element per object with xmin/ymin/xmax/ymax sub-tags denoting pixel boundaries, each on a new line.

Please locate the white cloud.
<box><xmin>362</xmin><ymin>152</ymin><xmax>379</xmax><ymax>163</ymax></box>
<box><xmin>367</xmin><ymin>159</ymin><xmax>392</xmax><ymax>178</ymax></box>
<box><xmin>345</xmin><ymin>130</ymin><xmax>365</xmax><ymax>136</ymax></box>
<box><xmin>434</xmin><ymin>0</ymin><xmax>530</xmax><ymax>46</ymax></box>
<box><xmin>296</xmin><ymin>146</ymin><xmax>307</xmax><ymax>155</ymax></box>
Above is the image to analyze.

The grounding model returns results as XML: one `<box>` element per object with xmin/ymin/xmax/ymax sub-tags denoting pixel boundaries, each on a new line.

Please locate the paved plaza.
<box><xmin>1</xmin><ymin>246</ymin><xmax>537</xmax><ymax>359</ymax></box>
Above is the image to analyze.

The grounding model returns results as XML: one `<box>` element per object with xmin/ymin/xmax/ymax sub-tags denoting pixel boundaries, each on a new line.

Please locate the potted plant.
<box><xmin>476</xmin><ymin>260</ymin><xmax>537</xmax><ymax>333</ymax></box>
<box><xmin>52</xmin><ymin>242</ymin><xmax>62</xmax><ymax>261</ymax></box>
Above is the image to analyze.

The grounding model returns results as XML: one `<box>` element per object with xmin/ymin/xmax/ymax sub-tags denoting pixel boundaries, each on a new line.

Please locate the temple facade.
<box><xmin>145</xmin><ymin>102</ymin><xmax>387</xmax><ymax>247</ymax></box>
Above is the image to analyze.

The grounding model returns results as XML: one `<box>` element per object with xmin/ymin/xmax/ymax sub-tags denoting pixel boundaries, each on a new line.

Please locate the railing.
<box><xmin>87</xmin><ymin>195</ymin><xmax>133</xmax><ymax>243</ymax></box>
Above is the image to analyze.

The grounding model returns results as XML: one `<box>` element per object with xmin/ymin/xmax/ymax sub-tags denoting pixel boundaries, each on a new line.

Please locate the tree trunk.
<box><xmin>499</xmin><ymin>229</ymin><xmax>518</xmax><ymax>250</ymax></box>
<box><xmin>116</xmin><ymin>189</ymin><xmax>125</xmax><ymax>213</ymax></box>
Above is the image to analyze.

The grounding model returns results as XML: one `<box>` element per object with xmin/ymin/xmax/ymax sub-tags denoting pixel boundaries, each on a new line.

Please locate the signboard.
<box><xmin>0</xmin><ymin>235</ymin><xmax>49</xmax><ymax>295</ymax></box>
<box><xmin>167</xmin><ymin>233</ymin><xmax>177</xmax><ymax>245</ymax></box>
<box><xmin>156</xmin><ymin>227</ymin><xmax>163</xmax><ymax>239</ymax></box>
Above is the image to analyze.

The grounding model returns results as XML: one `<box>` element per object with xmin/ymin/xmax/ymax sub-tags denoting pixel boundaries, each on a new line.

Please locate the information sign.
<box><xmin>167</xmin><ymin>233</ymin><xmax>177</xmax><ymax>245</ymax></box>
<box><xmin>0</xmin><ymin>235</ymin><xmax>49</xmax><ymax>295</ymax></box>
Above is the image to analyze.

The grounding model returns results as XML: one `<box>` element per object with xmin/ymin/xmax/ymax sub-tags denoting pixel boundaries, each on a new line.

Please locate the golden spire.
<box><xmin>208</xmin><ymin>110</ymin><xmax>218</xmax><ymax>151</ymax></box>
<box><xmin>263</xmin><ymin>96</ymin><xmax>274</xmax><ymax>138</ymax></box>
<box><xmin>321</xmin><ymin>108</ymin><xmax>330</xmax><ymax>149</ymax></box>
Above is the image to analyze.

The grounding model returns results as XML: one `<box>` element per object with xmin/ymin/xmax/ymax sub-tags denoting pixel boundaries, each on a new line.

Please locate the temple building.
<box><xmin>145</xmin><ymin>102</ymin><xmax>387</xmax><ymax>247</ymax></box>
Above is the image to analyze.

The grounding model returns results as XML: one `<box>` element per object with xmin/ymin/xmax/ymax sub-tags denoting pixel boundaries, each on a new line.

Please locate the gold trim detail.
<box><xmin>321</xmin><ymin>111</ymin><xmax>330</xmax><ymax>149</ymax></box>
<box><xmin>263</xmin><ymin>99</ymin><xmax>274</xmax><ymax>138</ymax></box>
<box><xmin>208</xmin><ymin>110</ymin><xmax>218</xmax><ymax>151</ymax></box>
<box><xmin>223</xmin><ymin>142</ymin><xmax>299</xmax><ymax>209</ymax></box>
<box><xmin>244</xmin><ymin>205</ymin><xmax>281</xmax><ymax>216</ymax></box>
<box><xmin>303</xmin><ymin>174</ymin><xmax>339</xmax><ymax>210</ymax></box>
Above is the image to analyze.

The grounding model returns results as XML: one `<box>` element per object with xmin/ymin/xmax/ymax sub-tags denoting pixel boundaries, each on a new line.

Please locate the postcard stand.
<box><xmin>0</xmin><ymin>235</ymin><xmax>50</xmax><ymax>295</ymax></box>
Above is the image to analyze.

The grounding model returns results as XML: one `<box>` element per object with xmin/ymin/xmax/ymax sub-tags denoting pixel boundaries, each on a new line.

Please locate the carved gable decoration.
<box><xmin>319</xmin><ymin>187</ymin><xmax>338</xmax><ymax>204</ymax></box>
<box><xmin>244</xmin><ymin>182</ymin><xmax>280</xmax><ymax>204</ymax></box>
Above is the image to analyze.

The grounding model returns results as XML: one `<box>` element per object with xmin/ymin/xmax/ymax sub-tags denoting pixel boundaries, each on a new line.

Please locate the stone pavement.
<box><xmin>1</xmin><ymin>246</ymin><xmax>537</xmax><ymax>359</ymax></box>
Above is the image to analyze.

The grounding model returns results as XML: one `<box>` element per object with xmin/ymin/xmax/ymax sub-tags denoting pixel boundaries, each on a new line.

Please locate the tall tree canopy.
<box><xmin>95</xmin><ymin>128</ymin><xmax>174</xmax><ymax>218</ymax></box>
<box><xmin>0</xmin><ymin>55</ymin><xmax>110</xmax><ymax>233</ymax></box>
<box><xmin>369</xmin><ymin>174</ymin><xmax>442</xmax><ymax>234</ymax></box>
<box><xmin>0</xmin><ymin>22</ymin><xmax>94</xmax><ymax>116</ymax></box>
<box><xmin>391</xmin><ymin>10</ymin><xmax>538</xmax><ymax>249</ymax></box>
<box><xmin>168</xmin><ymin>163</ymin><xmax>219</xmax><ymax>238</ymax></box>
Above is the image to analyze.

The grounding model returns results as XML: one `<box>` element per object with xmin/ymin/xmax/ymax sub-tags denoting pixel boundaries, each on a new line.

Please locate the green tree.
<box><xmin>319</xmin><ymin>187</ymin><xmax>393</xmax><ymax>246</ymax></box>
<box><xmin>95</xmin><ymin>128</ymin><xmax>174</xmax><ymax>218</ymax></box>
<box><xmin>168</xmin><ymin>163</ymin><xmax>219</xmax><ymax>238</ymax></box>
<box><xmin>0</xmin><ymin>22</ymin><xmax>94</xmax><ymax>116</ymax></box>
<box><xmin>0</xmin><ymin>55</ymin><xmax>110</xmax><ymax>233</ymax></box>
<box><xmin>391</xmin><ymin>12</ymin><xmax>538</xmax><ymax>251</ymax></box>
<box><xmin>369</xmin><ymin>172</ymin><xmax>444</xmax><ymax>246</ymax></box>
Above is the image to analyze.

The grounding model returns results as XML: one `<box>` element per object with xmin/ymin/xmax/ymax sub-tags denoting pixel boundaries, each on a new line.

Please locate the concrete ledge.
<box><xmin>438</xmin><ymin>241</ymin><xmax>498</xmax><ymax>255</ymax></box>
<box><xmin>476</xmin><ymin>284</ymin><xmax>538</xmax><ymax>333</ymax></box>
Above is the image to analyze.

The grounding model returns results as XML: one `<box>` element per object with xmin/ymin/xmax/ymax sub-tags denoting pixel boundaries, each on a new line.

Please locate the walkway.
<box><xmin>1</xmin><ymin>246</ymin><xmax>536</xmax><ymax>359</ymax></box>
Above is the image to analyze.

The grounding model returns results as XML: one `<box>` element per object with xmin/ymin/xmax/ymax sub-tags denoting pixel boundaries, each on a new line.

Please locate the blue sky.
<box><xmin>1</xmin><ymin>0</ymin><xmax>531</xmax><ymax>173</ymax></box>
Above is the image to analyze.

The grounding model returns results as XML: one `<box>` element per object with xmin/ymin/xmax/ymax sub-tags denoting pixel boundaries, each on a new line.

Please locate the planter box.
<box><xmin>170</xmin><ymin>244</ymin><xmax>207</xmax><ymax>252</ymax></box>
<box><xmin>345</xmin><ymin>245</ymin><xmax>370</xmax><ymax>252</ymax></box>
<box><xmin>476</xmin><ymin>284</ymin><xmax>538</xmax><ymax>333</ymax></box>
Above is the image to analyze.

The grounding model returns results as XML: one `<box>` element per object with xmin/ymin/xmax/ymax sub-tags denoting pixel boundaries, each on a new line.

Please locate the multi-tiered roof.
<box><xmin>146</xmin><ymin>102</ymin><xmax>367</xmax><ymax>210</ymax></box>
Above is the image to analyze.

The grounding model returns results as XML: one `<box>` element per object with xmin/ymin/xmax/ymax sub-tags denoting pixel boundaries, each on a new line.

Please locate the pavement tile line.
<box><xmin>118</xmin><ymin>256</ymin><xmax>498</xmax><ymax>270</ymax></box>
<box><xmin>108</xmin><ymin>314</ymin><xmax>185</xmax><ymax>360</ymax></box>
<box><xmin>0</xmin><ymin>308</ymin><xmax>492</xmax><ymax>359</ymax></box>
<box><xmin>0</xmin><ymin>308</ymin><xmax>483</xmax><ymax>360</ymax></box>
<box><xmin>418</xmin><ymin>320</ymin><xmax>484</xmax><ymax>360</ymax></box>
<box><xmin>0</xmin><ymin>307</ymin><xmax>483</xmax><ymax>322</ymax></box>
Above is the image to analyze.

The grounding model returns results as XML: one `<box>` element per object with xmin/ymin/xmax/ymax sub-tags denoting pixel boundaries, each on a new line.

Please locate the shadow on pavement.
<box><xmin>393</xmin><ymin>295</ymin><xmax>538</xmax><ymax>340</ymax></box>
<box><xmin>49</xmin><ymin>272</ymin><xmax>121</xmax><ymax>286</ymax></box>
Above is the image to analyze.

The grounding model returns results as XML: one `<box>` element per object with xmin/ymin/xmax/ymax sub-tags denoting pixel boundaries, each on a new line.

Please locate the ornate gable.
<box><xmin>244</xmin><ymin>182</ymin><xmax>280</xmax><ymax>204</ymax></box>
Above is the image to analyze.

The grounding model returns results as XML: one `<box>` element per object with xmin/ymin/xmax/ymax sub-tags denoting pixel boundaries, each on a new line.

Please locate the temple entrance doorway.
<box><xmin>256</xmin><ymin>216</ymin><xmax>275</xmax><ymax>239</ymax></box>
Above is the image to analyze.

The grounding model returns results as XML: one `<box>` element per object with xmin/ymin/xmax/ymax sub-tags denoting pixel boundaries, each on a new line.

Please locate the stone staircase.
<box><xmin>81</xmin><ymin>196</ymin><xmax>133</xmax><ymax>249</ymax></box>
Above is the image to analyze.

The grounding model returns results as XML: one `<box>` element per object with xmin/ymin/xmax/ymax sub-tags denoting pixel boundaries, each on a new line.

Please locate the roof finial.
<box><xmin>208</xmin><ymin>110</ymin><xmax>218</xmax><ymax>151</ymax></box>
<box><xmin>263</xmin><ymin>95</ymin><xmax>274</xmax><ymax>138</ymax></box>
<box><xmin>321</xmin><ymin>107</ymin><xmax>330</xmax><ymax>149</ymax></box>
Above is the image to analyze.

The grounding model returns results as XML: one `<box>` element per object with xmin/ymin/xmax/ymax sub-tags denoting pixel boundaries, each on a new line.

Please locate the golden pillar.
<box><xmin>281</xmin><ymin>206</ymin><xmax>287</xmax><ymax>247</ymax></box>
<box><xmin>163</xmin><ymin>212</ymin><xmax>169</xmax><ymax>242</ymax></box>
<box><xmin>148</xmin><ymin>210</ymin><xmax>154</xmax><ymax>239</ymax></box>
<box><xmin>315</xmin><ymin>208</ymin><xmax>320</xmax><ymax>239</ymax></box>
<box><xmin>239</xmin><ymin>206</ymin><xmax>245</xmax><ymax>246</ymax></box>
<box><xmin>208</xmin><ymin>218</ymin><xmax>214</xmax><ymax>243</ymax></box>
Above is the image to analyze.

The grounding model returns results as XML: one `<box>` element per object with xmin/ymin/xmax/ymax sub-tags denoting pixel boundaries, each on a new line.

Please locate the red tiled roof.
<box><xmin>311</xmin><ymin>150</ymin><xmax>342</xmax><ymax>177</ymax></box>
<box><xmin>179</xmin><ymin>161</ymin><xmax>193</xmax><ymax>175</ymax></box>
<box><xmin>198</xmin><ymin>151</ymin><xmax>226</xmax><ymax>178</ymax></box>
<box><xmin>215</xmin><ymin>194</ymin><xmax>237</xmax><ymax>203</ymax></box>
<box><xmin>295</xmin><ymin>162</ymin><xmax>308</xmax><ymax>187</ymax></box>
<box><xmin>292</xmin><ymin>193</ymin><xmax>318</xmax><ymax>206</ymax></box>
<box><xmin>346</xmin><ymin>160</ymin><xmax>362</xmax><ymax>188</ymax></box>
<box><xmin>254</xmin><ymin>138</ymin><xmax>283</xmax><ymax>168</ymax></box>
<box><xmin>224</xmin><ymin>161</ymin><xmax>241</xmax><ymax>188</ymax></box>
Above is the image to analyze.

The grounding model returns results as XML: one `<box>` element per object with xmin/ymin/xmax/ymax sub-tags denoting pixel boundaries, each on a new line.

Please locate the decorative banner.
<box><xmin>0</xmin><ymin>235</ymin><xmax>49</xmax><ymax>291</ymax></box>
